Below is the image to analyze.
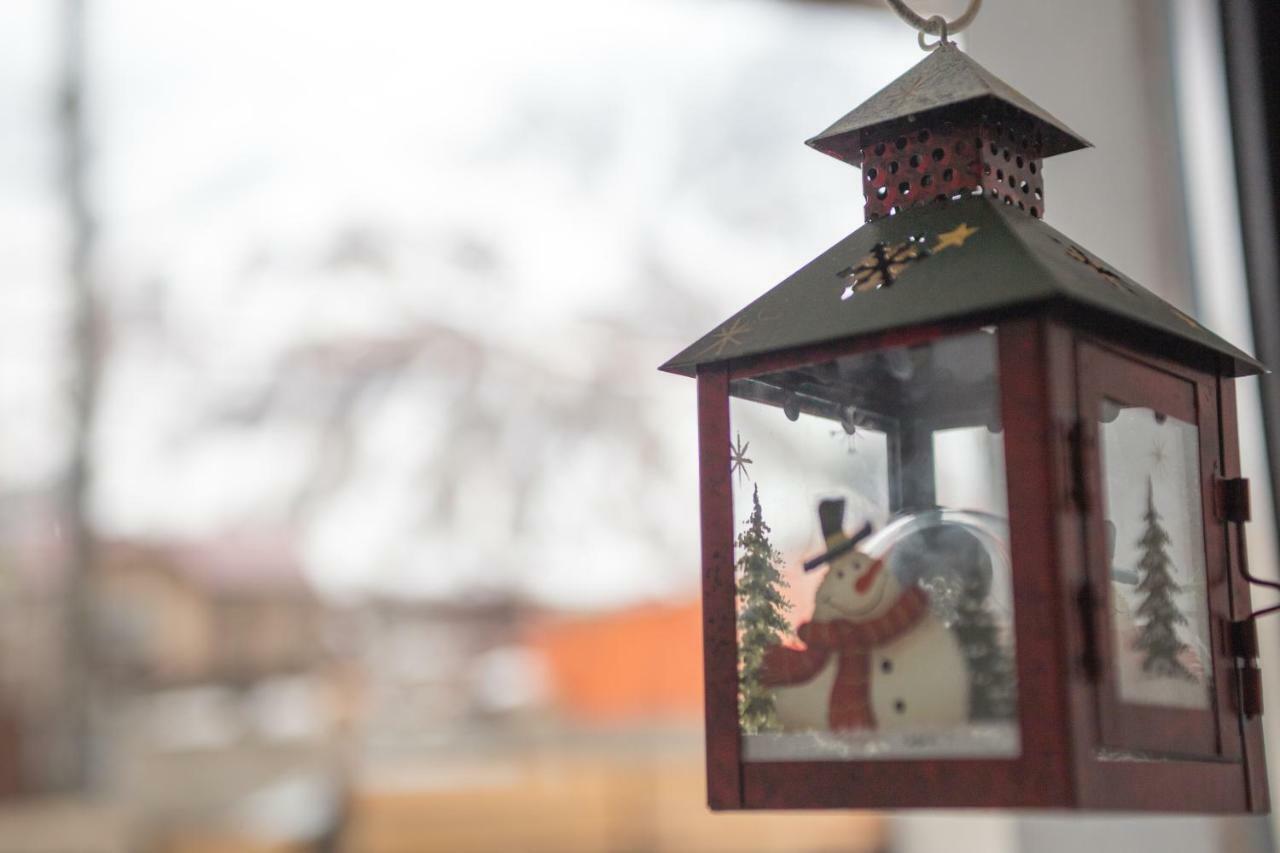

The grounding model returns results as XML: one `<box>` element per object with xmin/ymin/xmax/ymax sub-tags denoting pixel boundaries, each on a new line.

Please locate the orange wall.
<box><xmin>527</xmin><ymin>602</ymin><xmax>705</xmax><ymax>724</ymax></box>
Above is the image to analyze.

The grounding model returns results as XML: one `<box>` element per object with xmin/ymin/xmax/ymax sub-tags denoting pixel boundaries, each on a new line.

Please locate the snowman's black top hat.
<box><xmin>804</xmin><ymin>498</ymin><xmax>873</xmax><ymax>572</ymax></box>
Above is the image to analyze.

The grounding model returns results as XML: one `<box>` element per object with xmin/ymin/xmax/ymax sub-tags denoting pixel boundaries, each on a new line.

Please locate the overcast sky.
<box><xmin>0</xmin><ymin>0</ymin><xmax>920</xmax><ymax>608</ymax></box>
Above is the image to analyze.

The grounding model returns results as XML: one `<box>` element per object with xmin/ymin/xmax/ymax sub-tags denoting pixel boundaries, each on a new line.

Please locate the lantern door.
<box><xmin>1075</xmin><ymin>341</ymin><xmax>1238</xmax><ymax>760</ymax></box>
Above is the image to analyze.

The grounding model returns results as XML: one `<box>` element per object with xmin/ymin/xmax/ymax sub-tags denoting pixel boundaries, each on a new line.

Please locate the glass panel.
<box><xmin>933</xmin><ymin>426</ymin><xmax>1008</xmax><ymax>518</ymax></box>
<box><xmin>1099</xmin><ymin>402</ymin><xmax>1211</xmax><ymax>709</ymax></box>
<box><xmin>730</xmin><ymin>329</ymin><xmax>1019</xmax><ymax>761</ymax></box>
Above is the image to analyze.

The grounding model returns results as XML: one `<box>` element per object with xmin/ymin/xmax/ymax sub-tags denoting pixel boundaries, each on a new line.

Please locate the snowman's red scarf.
<box><xmin>759</xmin><ymin>587</ymin><xmax>930</xmax><ymax>730</ymax></box>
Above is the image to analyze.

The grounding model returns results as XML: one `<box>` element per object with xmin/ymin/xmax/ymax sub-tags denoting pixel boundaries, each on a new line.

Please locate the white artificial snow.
<box><xmin>742</xmin><ymin>723</ymin><xmax>1021</xmax><ymax>762</ymax></box>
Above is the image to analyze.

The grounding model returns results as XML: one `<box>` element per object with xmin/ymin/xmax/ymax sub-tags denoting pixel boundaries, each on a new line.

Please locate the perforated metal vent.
<box><xmin>861</xmin><ymin>118</ymin><xmax>1046</xmax><ymax>221</ymax></box>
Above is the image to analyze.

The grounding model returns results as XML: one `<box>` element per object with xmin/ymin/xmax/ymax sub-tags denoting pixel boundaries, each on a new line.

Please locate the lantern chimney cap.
<box><xmin>807</xmin><ymin>43</ymin><xmax>1091</xmax><ymax>167</ymax></box>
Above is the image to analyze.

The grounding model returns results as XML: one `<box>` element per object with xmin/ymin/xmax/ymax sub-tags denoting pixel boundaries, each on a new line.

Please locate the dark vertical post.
<box><xmin>59</xmin><ymin>0</ymin><xmax>97</xmax><ymax>792</ymax></box>
<box><xmin>885</xmin><ymin>423</ymin><xmax>904</xmax><ymax>512</ymax></box>
<box><xmin>997</xmin><ymin>318</ymin><xmax>1074</xmax><ymax>804</ymax></box>
<box><xmin>697</xmin><ymin>368</ymin><xmax>741</xmax><ymax>809</ymax></box>
<box><xmin>898</xmin><ymin>417</ymin><xmax>936</xmax><ymax>511</ymax></box>
<box><xmin>1219</xmin><ymin>0</ymin><xmax>1280</xmax><ymax>559</ymax></box>
<box><xmin>1219</xmin><ymin>376</ymin><xmax>1271</xmax><ymax>812</ymax></box>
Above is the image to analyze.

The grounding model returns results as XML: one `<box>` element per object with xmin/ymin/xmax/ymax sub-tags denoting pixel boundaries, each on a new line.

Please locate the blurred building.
<box><xmin>96</xmin><ymin>535</ymin><xmax>327</xmax><ymax>688</ymax></box>
<box><xmin>0</xmin><ymin>494</ymin><xmax>72</xmax><ymax>795</ymax></box>
<box><xmin>343</xmin><ymin>599</ymin><xmax>886</xmax><ymax>852</ymax></box>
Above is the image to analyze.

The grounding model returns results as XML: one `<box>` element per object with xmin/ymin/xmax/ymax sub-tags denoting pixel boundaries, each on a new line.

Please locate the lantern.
<box><xmin>660</xmin><ymin>24</ymin><xmax>1270</xmax><ymax>813</ymax></box>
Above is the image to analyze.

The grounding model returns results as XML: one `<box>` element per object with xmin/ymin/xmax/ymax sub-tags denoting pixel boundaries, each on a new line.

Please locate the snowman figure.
<box><xmin>761</xmin><ymin>499</ymin><xmax>970</xmax><ymax>733</ymax></box>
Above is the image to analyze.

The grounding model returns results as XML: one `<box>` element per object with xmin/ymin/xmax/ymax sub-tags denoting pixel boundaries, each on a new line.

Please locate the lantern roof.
<box><xmin>807</xmin><ymin>43</ymin><xmax>1091</xmax><ymax>167</ymax></box>
<box><xmin>660</xmin><ymin>195</ymin><xmax>1263</xmax><ymax>378</ymax></box>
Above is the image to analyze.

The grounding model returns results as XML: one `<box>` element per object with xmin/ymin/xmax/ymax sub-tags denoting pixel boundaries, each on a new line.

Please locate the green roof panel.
<box><xmin>660</xmin><ymin>196</ymin><xmax>1262</xmax><ymax>378</ymax></box>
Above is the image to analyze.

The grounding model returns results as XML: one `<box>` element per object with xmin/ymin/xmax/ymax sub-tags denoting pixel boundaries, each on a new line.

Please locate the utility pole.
<box><xmin>58</xmin><ymin>0</ymin><xmax>97</xmax><ymax>792</ymax></box>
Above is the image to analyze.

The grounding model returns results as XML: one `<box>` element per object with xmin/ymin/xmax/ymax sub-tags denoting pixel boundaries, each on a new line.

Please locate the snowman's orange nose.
<box><xmin>855</xmin><ymin>557</ymin><xmax>885</xmax><ymax>594</ymax></box>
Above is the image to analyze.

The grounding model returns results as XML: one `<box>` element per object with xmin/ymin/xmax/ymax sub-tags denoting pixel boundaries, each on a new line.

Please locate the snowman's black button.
<box><xmin>881</xmin><ymin>659</ymin><xmax>893</xmax><ymax>674</ymax></box>
<box><xmin>894</xmin><ymin>700</ymin><xmax>906</xmax><ymax>714</ymax></box>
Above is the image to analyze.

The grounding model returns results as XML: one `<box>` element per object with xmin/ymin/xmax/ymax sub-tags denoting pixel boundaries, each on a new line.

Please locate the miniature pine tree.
<box><xmin>736</xmin><ymin>484</ymin><xmax>792</xmax><ymax>734</ymax></box>
<box><xmin>952</xmin><ymin>571</ymin><xmax>1017</xmax><ymax>720</ymax></box>
<box><xmin>1133</xmin><ymin>478</ymin><xmax>1195</xmax><ymax>680</ymax></box>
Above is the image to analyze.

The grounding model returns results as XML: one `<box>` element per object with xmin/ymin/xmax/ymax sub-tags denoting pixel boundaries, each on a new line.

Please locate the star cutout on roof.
<box><xmin>729</xmin><ymin>433</ymin><xmax>753</xmax><ymax>484</ymax></box>
<box><xmin>933</xmin><ymin>223</ymin><xmax>979</xmax><ymax>252</ymax></box>
<box><xmin>698</xmin><ymin>316</ymin><xmax>752</xmax><ymax>358</ymax></box>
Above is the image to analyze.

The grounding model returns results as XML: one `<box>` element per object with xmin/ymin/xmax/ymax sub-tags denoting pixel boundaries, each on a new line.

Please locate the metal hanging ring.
<box><xmin>885</xmin><ymin>0</ymin><xmax>982</xmax><ymax>48</ymax></box>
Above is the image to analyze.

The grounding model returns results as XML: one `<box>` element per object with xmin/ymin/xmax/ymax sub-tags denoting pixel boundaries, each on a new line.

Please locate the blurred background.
<box><xmin>2</xmin><ymin>0</ymin><xmax>1280</xmax><ymax>850</ymax></box>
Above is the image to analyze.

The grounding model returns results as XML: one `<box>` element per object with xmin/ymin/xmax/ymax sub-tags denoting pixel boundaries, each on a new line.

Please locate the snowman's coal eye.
<box><xmin>836</xmin><ymin>570</ymin><xmax>845</xmax><ymax>579</ymax></box>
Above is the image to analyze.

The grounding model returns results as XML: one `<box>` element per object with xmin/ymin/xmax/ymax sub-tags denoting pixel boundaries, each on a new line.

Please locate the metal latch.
<box><xmin>1231</xmin><ymin>619</ymin><xmax>1264</xmax><ymax>718</ymax></box>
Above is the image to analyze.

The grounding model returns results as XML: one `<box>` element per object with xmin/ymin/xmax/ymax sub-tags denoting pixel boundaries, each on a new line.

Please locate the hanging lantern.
<box><xmin>661</xmin><ymin>2</ymin><xmax>1269</xmax><ymax>813</ymax></box>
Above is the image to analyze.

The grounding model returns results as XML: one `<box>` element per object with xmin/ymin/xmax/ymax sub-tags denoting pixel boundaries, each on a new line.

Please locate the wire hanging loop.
<box><xmin>918</xmin><ymin>15</ymin><xmax>950</xmax><ymax>51</ymax></box>
<box><xmin>885</xmin><ymin>0</ymin><xmax>982</xmax><ymax>51</ymax></box>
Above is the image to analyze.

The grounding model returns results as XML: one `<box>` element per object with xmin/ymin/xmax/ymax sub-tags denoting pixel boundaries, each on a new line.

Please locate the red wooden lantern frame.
<box><xmin>696</xmin><ymin>313</ymin><xmax>1268</xmax><ymax>812</ymax></box>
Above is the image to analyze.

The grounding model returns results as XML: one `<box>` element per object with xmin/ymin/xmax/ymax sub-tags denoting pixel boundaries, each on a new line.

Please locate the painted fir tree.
<box><xmin>736</xmin><ymin>484</ymin><xmax>792</xmax><ymax>734</ymax></box>
<box><xmin>952</xmin><ymin>571</ymin><xmax>1017</xmax><ymax>720</ymax></box>
<box><xmin>1133</xmin><ymin>478</ymin><xmax>1195</xmax><ymax>680</ymax></box>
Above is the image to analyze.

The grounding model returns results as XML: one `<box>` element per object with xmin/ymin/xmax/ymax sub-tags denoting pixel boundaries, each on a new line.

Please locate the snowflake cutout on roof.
<box><xmin>1054</xmin><ymin>239</ymin><xmax>1202</xmax><ymax>328</ymax></box>
<box><xmin>837</xmin><ymin>237</ymin><xmax>930</xmax><ymax>299</ymax></box>
<box><xmin>1059</xmin><ymin>242</ymin><xmax>1140</xmax><ymax>299</ymax></box>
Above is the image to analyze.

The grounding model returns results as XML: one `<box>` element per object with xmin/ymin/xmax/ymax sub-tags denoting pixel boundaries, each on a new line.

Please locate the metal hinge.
<box><xmin>1215</xmin><ymin>476</ymin><xmax>1252</xmax><ymax>523</ymax></box>
<box><xmin>1077</xmin><ymin>581</ymin><xmax>1101</xmax><ymax>681</ymax></box>
<box><xmin>1230</xmin><ymin>619</ymin><xmax>1264</xmax><ymax>719</ymax></box>
<box><xmin>1067</xmin><ymin>419</ymin><xmax>1094</xmax><ymax>512</ymax></box>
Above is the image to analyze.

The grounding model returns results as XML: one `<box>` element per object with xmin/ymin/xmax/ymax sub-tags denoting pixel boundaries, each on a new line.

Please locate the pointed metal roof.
<box><xmin>807</xmin><ymin>44</ymin><xmax>1091</xmax><ymax>166</ymax></box>
<box><xmin>660</xmin><ymin>195</ymin><xmax>1262</xmax><ymax>378</ymax></box>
